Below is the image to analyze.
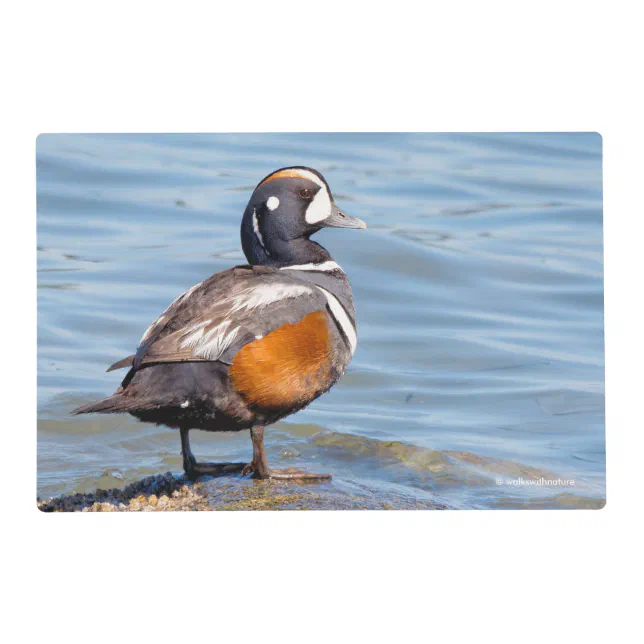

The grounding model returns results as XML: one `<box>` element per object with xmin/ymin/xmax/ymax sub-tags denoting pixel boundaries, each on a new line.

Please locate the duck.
<box><xmin>72</xmin><ymin>166</ymin><xmax>366</xmax><ymax>481</ymax></box>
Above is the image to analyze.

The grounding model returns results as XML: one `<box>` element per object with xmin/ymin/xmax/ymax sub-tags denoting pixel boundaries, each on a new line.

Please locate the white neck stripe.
<box><xmin>252</xmin><ymin>209</ymin><xmax>269</xmax><ymax>255</ymax></box>
<box><xmin>280</xmin><ymin>261</ymin><xmax>343</xmax><ymax>273</ymax></box>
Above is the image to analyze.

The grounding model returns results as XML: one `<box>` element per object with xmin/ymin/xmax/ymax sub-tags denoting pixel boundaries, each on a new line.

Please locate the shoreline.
<box><xmin>37</xmin><ymin>471</ymin><xmax>450</xmax><ymax>511</ymax></box>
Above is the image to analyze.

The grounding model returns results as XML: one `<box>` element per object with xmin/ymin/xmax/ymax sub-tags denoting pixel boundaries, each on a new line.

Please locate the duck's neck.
<box><xmin>243</xmin><ymin>229</ymin><xmax>333</xmax><ymax>267</ymax></box>
<box><xmin>272</xmin><ymin>238</ymin><xmax>333</xmax><ymax>267</ymax></box>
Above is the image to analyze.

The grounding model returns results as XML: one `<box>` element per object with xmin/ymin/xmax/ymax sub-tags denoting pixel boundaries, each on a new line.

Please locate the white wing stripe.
<box><xmin>197</xmin><ymin>321</ymin><xmax>240</xmax><ymax>359</ymax></box>
<box><xmin>230</xmin><ymin>283</ymin><xmax>311</xmax><ymax>313</ymax></box>
<box><xmin>179</xmin><ymin>320</ymin><xmax>210</xmax><ymax>349</ymax></box>
<box><xmin>181</xmin><ymin>283</ymin><xmax>313</xmax><ymax>360</ymax></box>
<box><xmin>148</xmin><ymin>277</ymin><xmax>358</xmax><ymax>363</ymax></box>
<box><xmin>280</xmin><ymin>261</ymin><xmax>343</xmax><ymax>273</ymax></box>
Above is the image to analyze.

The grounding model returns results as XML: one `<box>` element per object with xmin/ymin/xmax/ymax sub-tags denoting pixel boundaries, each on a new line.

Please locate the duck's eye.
<box><xmin>299</xmin><ymin>188</ymin><xmax>314</xmax><ymax>200</ymax></box>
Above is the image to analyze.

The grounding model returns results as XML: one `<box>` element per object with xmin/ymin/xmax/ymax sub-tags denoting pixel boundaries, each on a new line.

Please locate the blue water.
<box><xmin>37</xmin><ymin>133</ymin><xmax>605</xmax><ymax>508</ymax></box>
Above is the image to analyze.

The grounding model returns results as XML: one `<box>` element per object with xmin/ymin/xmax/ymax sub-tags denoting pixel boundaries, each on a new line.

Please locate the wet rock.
<box><xmin>38</xmin><ymin>472</ymin><xmax>210</xmax><ymax>512</ymax></box>
<box><xmin>37</xmin><ymin>470</ymin><xmax>447</xmax><ymax>511</ymax></box>
<box><xmin>445</xmin><ymin>450</ymin><xmax>559</xmax><ymax>481</ymax></box>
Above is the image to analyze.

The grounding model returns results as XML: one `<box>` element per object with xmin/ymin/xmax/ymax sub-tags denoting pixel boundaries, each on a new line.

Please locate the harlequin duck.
<box><xmin>72</xmin><ymin>167</ymin><xmax>366</xmax><ymax>480</ymax></box>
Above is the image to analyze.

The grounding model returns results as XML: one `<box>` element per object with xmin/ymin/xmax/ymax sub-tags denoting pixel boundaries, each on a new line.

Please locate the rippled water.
<box><xmin>37</xmin><ymin>133</ymin><xmax>605</xmax><ymax>509</ymax></box>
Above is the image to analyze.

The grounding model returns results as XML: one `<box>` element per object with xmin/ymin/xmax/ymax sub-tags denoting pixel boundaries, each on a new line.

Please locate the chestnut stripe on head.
<box><xmin>258</xmin><ymin>168</ymin><xmax>326</xmax><ymax>189</ymax></box>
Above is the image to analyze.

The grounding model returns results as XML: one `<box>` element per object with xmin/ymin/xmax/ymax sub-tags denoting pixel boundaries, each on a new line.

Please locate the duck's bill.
<box><xmin>324</xmin><ymin>205</ymin><xmax>367</xmax><ymax>230</ymax></box>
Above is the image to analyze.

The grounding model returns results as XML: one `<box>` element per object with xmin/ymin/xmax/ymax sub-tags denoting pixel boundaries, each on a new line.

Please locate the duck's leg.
<box><xmin>242</xmin><ymin>425</ymin><xmax>332</xmax><ymax>481</ymax></box>
<box><xmin>180</xmin><ymin>427</ymin><xmax>247</xmax><ymax>480</ymax></box>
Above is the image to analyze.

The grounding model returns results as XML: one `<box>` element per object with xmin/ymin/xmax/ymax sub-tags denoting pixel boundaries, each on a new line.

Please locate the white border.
<box><xmin>4</xmin><ymin>2</ymin><xmax>642</xmax><ymax>642</ymax></box>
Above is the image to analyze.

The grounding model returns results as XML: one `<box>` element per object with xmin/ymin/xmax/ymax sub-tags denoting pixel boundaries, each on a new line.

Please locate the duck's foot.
<box><xmin>244</xmin><ymin>426</ymin><xmax>332</xmax><ymax>481</ymax></box>
<box><xmin>264</xmin><ymin>468</ymin><xmax>332</xmax><ymax>481</ymax></box>
<box><xmin>184</xmin><ymin>458</ymin><xmax>247</xmax><ymax>480</ymax></box>
<box><xmin>242</xmin><ymin>460</ymin><xmax>331</xmax><ymax>481</ymax></box>
<box><xmin>180</xmin><ymin>426</ymin><xmax>331</xmax><ymax>482</ymax></box>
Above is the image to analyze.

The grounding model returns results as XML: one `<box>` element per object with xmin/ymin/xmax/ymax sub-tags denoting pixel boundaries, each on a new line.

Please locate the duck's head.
<box><xmin>241</xmin><ymin>166</ymin><xmax>366</xmax><ymax>266</ymax></box>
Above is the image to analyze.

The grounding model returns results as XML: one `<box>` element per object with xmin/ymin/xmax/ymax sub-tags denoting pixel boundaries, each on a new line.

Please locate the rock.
<box><xmin>38</xmin><ymin>473</ymin><xmax>213</xmax><ymax>512</ymax></box>
<box><xmin>37</xmin><ymin>469</ymin><xmax>447</xmax><ymax>511</ymax></box>
<box><xmin>36</xmin><ymin>435</ymin><xmax>604</xmax><ymax>511</ymax></box>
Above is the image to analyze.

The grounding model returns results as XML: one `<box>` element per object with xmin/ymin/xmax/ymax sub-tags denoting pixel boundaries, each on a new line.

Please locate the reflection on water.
<box><xmin>37</xmin><ymin>133</ymin><xmax>605</xmax><ymax>509</ymax></box>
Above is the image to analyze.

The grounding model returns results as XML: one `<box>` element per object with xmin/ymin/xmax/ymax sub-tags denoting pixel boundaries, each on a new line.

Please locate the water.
<box><xmin>37</xmin><ymin>133</ymin><xmax>605</xmax><ymax>509</ymax></box>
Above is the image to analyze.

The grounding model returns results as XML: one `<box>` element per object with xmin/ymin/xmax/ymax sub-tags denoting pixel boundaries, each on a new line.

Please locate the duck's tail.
<box><xmin>71</xmin><ymin>394</ymin><xmax>130</xmax><ymax>416</ymax></box>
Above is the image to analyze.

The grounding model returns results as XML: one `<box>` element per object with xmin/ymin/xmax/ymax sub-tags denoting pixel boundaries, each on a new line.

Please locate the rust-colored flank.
<box><xmin>229</xmin><ymin>310</ymin><xmax>333</xmax><ymax>409</ymax></box>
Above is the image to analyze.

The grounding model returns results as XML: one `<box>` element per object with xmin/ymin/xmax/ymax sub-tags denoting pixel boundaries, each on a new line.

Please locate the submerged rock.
<box><xmin>311</xmin><ymin>431</ymin><xmax>561</xmax><ymax>488</ymax></box>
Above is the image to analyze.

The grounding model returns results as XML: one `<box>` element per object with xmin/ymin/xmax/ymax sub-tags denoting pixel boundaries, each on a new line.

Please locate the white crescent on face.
<box><xmin>305</xmin><ymin>185</ymin><xmax>332</xmax><ymax>224</ymax></box>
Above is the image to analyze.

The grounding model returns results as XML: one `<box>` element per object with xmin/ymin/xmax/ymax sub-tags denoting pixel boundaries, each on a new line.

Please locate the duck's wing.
<box><xmin>121</xmin><ymin>265</ymin><xmax>329</xmax><ymax>371</ymax></box>
<box><xmin>105</xmin><ymin>270</ymin><xmax>214</xmax><ymax>372</ymax></box>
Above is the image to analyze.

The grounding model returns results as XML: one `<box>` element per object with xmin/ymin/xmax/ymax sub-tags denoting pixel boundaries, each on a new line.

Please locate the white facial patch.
<box><xmin>266</xmin><ymin>196</ymin><xmax>279</xmax><ymax>211</ymax></box>
<box><xmin>305</xmin><ymin>186</ymin><xmax>332</xmax><ymax>224</ymax></box>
